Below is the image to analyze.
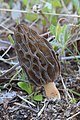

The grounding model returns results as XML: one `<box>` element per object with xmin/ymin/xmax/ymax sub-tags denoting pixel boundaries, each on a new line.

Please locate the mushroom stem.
<box><xmin>44</xmin><ymin>82</ymin><xmax>60</xmax><ymax>99</ymax></box>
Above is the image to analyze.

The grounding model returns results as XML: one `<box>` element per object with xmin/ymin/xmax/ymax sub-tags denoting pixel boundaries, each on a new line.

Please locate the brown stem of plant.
<box><xmin>40</xmin><ymin>11</ymin><xmax>50</xmax><ymax>26</ymax></box>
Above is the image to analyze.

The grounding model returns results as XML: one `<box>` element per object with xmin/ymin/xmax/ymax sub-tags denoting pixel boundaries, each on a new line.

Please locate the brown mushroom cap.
<box><xmin>14</xmin><ymin>23</ymin><xmax>60</xmax><ymax>86</ymax></box>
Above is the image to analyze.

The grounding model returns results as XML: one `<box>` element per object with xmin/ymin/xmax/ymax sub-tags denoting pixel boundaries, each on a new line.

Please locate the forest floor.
<box><xmin>0</xmin><ymin>0</ymin><xmax>80</xmax><ymax>120</ymax></box>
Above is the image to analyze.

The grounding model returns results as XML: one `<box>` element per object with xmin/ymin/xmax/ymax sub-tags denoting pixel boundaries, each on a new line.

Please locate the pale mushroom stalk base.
<box><xmin>44</xmin><ymin>82</ymin><xmax>60</xmax><ymax>99</ymax></box>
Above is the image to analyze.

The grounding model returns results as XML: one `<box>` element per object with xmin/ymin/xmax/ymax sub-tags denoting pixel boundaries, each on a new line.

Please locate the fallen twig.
<box><xmin>0</xmin><ymin>8</ymin><xmax>80</xmax><ymax>18</ymax></box>
<box><xmin>0</xmin><ymin>24</ymin><xmax>14</xmax><ymax>34</ymax></box>
<box><xmin>60</xmin><ymin>75</ymin><xmax>72</xmax><ymax>100</ymax></box>
<box><xmin>67</xmin><ymin>111</ymin><xmax>80</xmax><ymax>120</ymax></box>
<box><xmin>17</xmin><ymin>95</ymin><xmax>35</xmax><ymax>107</ymax></box>
<box><xmin>61</xmin><ymin>56</ymin><xmax>80</xmax><ymax>60</ymax></box>
<box><xmin>14</xmin><ymin>102</ymin><xmax>38</xmax><ymax>113</ymax></box>
<box><xmin>38</xmin><ymin>99</ymin><xmax>47</xmax><ymax>117</ymax></box>
<box><xmin>0</xmin><ymin>63</ymin><xmax>19</xmax><ymax>78</ymax></box>
<box><xmin>2</xmin><ymin>44</ymin><xmax>12</xmax><ymax>58</ymax></box>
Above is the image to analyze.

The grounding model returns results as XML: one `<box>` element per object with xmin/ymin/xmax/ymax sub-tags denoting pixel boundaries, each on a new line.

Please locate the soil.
<box><xmin>0</xmin><ymin>62</ymin><xmax>80</xmax><ymax>120</ymax></box>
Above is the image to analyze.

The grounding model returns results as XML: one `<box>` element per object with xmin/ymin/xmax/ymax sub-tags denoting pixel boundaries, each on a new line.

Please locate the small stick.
<box><xmin>61</xmin><ymin>56</ymin><xmax>80</xmax><ymax>60</ymax></box>
<box><xmin>2</xmin><ymin>44</ymin><xmax>12</xmax><ymax>58</ymax></box>
<box><xmin>0</xmin><ymin>63</ymin><xmax>19</xmax><ymax>78</ymax></box>
<box><xmin>67</xmin><ymin>111</ymin><xmax>80</xmax><ymax>120</ymax></box>
<box><xmin>14</xmin><ymin>102</ymin><xmax>38</xmax><ymax>113</ymax></box>
<box><xmin>0</xmin><ymin>8</ymin><xmax>80</xmax><ymax>18</ymax></box>
<box><xmin>60</xmin><ymin>75</ymin><xmax>72</xmax><ymax>100</ymax></box>
<box><xmin>30</xmin><ymin>18</ymin><xmax>39</xmax><ymax>27</ymax></box>
<box><xmin>38</xmin><ymin>99</ymin><xmax>47</xmax><ymax>117</ymax></box>
<box><xmin>0</xmin><ymin>24</ymin><xmax>14</xmax><ymax>34</ymax></box>
<box><xmin>17</xmin><ymin>95</ymin><xmax>35</xmax><ymax>107</ymax></box>
<box><xmin>0</xmin><ymin>17</ymin><xmax>11</xmax><ymax>25</ymax></box>
<box><xmin>40</xmin><ymin>31</ymin><xmax>50</xmax><ymax>37</ymax></box>
<box><xmin>38</xmin><ymin>103</ymin><xmax>46</xmax><ymax>117</ymax></box>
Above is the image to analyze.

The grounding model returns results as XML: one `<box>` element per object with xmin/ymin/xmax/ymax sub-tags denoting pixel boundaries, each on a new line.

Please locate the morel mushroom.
<box><xmin>14</xmin><ymin>23</ymin><xmax>61</xmax><ymax>99</ymax></box>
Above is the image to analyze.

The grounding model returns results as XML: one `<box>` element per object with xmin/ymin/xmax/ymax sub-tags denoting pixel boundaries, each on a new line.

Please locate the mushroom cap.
<box><xmin>14</xmin><ymin>23</ymin><xmax>60</xmax><ymax>86</ymax></box>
